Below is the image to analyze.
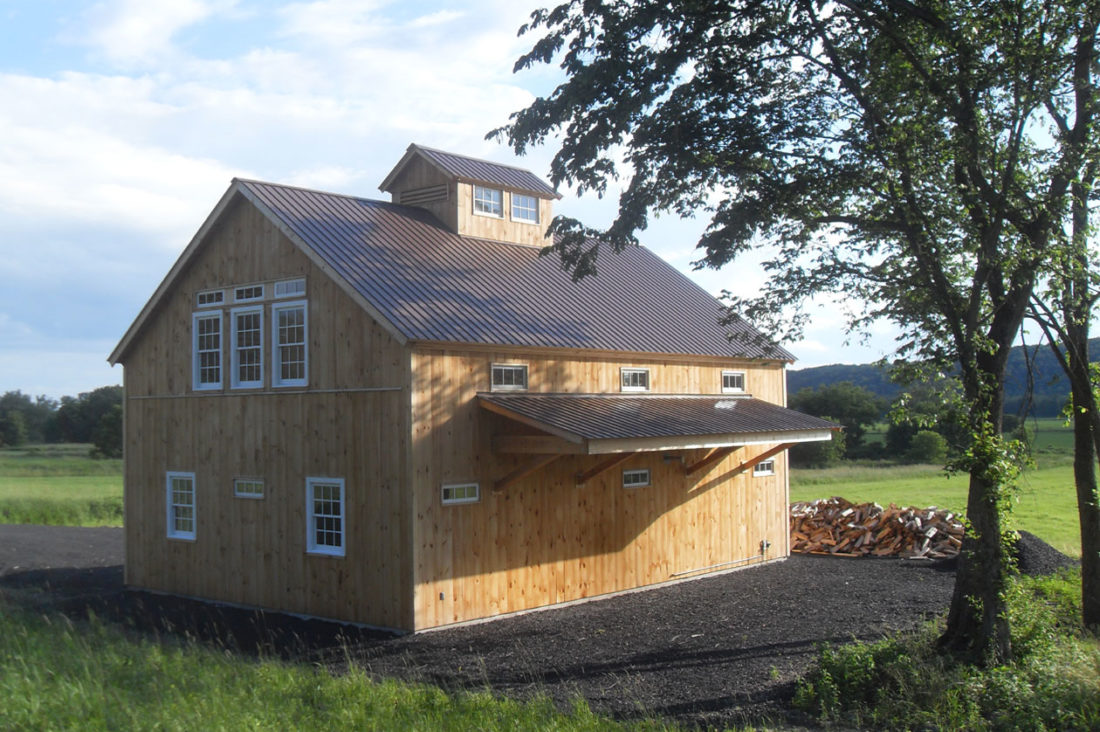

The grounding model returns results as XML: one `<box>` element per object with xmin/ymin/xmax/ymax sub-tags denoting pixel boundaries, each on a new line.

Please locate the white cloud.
<box><xmin>81</xmin><ymin>0</ymin><xmax>230</xmax><ymax>67</ymax></box>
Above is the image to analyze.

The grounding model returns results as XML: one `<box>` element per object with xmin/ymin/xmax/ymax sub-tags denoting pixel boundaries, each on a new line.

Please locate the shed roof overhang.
<box><xmin>478</xmin><ymin>393</ymin><xmax>839</xmax><ymax>456</ymax></box>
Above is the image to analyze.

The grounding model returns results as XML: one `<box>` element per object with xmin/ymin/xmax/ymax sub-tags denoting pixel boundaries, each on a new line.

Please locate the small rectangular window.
<box><xmin>166</xmin><ymin>472</ymin><xmax>196</xmax><ymax>540</ymax></box>
<box><xmin>273</xmin><ymin>301</ymin><xmax>308</xmax><ymax>387</ymax></box>
<box><xmin>511</xmin><ymin>193</ymin><xmax>539</xmax><ymax>223</ymax></box>
<box><xmin>491</xmin><ymin>363</ymin><xmax>527</xmax><ymax>391</ymax></box>
<box><xmin>274</xmin><ymin>278</ymin><xmax>306</xmax><ymax>298</ymax></box>
<box><xmin>306</xmin><ymin>478</ymin><xmax>345</xmax><ymax>556</ymax></box>
<box><xmin>473</xmin><ymin>185</ymin><xmax>503</xmax><ymax>217</ymax></box>
<box><xmin>193</xmin><ymin>313</ymin><xmax>223</xmax><ymax>390</ymax></box>
<box><xmin>234</xmin><ymin>284</ymin><xmax>265</xmax><ymax>302</ymax></box>
<box><xmin>722</xmin><ymin>370</ymin><xmax>746</xmax><ymax>393</ymax></box>
<box><xmin>442</xmin><ymin>483</ymin><xmax>480</xmax><ymax>505</ymax></box>
<box><xmin>196</xmin><ymin>289</ymin><xmax>224</xmax><ymax>307</ymax></box>
<box><xmin>231</xmin><ymin>307</ymin><xmax>264</xmax><ymax>388</ymax></box>
<box><xmin>622</xmin><ymin>469</ymin><xmax>651</xmax><ymax>488</ymax></box>
<box><xmin>620</xmin><ymin>368</ymin><xmax>650</xmax><ymax>392</ymax></box>
<box><xmin>234</xmin><ymin>478</ymin><xmax>264</xmax><ymax>499</ymax></box>
<box><xmin>753</xmin><ymin>459</ymin><xmax>775</xmax><ymax>477</ymax></box>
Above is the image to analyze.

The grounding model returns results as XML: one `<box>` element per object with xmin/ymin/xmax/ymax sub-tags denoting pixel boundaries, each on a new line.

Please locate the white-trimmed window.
<box><xmin>273</xmin><ymin>278</ymin><xmax>306</xmax><ymax>299</ymax></box>
<box><xmin>511</xmin><ymin>193</ymin><xmax>539</xmax><ymax>223</ymax></box>
<box><xmin>196</xmin><ymin>289</ymin><xmax>224</xmax><ymax>308</ymax></box>
<box><xmin>306</xmin><ymin>478</ymin><xmax>345</xmax><ymax>556</ymax></box>
<box><xmin>442</xmin><ymin>482</ymin><xmax>480</xmax><ymax>505</ymax></box>
<box><xmin>722</xmin><ymin>370</ymin><xmax>746</xmax><ymax>393</ymax></box>
<box><xmin>622</xmin><ymin>468</ymin><xmax>651</xmax><ymax>488</ymax></box>
<box><xmin>166</xmin><ymin>471</ymin><xmax>196</xmax><ymax>540</ymax></box>
<box><xmin>473</xmin><ymin>185</ymin><xmax>503</xmax><ymax>217</ymax></box>
<box><xmin>231</xmin><ymin>306</ymin><xmax>264</xmax><ymax>388</ymax></box>
<box><xmin>193</xmin><ymin>312</ymin><xmax>223</xmax><ymax>390</ymax></box>
<box><xmin>491</xmin><ymin>363</ymin><xmax>527</xmax><ymax>391</ymax></box>
<box><xmin>273</xmin><ymin>301</ymin><xmax>308</xmax><ymax>387</ymax></box>
<box><xmin>234</xmin><ymin>284</ymin><xmax>264</xmax><ymax>302</ymax></box>
<box><xmin>753</xmin><ymin>459</ymin><xmax>776</xmax><ymax>477</ymax></box>
<box><xmin>621</xmin><ymin>368</ymin><xmax>650</xmax><ymax>392</ymax></box>
<box><xmin>234</xmin><ymin>478</ymin><xmax>264</xmax><ymax>499</ymax></box>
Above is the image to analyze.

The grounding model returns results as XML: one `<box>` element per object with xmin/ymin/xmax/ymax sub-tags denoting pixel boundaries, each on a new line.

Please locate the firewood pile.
<box><xmin>790</xmin><ymin>496</ymin><xmax>965</xmax><ymax>559</ymax></box>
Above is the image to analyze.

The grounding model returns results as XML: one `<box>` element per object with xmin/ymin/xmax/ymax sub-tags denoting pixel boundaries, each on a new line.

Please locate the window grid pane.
<box><xmin>442</xmin><ymin>483</ymin><xmax>480</xmax><ymax>504</ymax></box>
<box><xmin>722</xmin><ymin>371</ymin><xmax>745</xmax><ymax>391</ymax></box>
<box><xmin>309</xmin><ymin>481</ymin><xmax>344</xmax><ymax>553</ymax></box>
<box><xmin>491</xmin><ymin>364</ymin><xmax>527</xmax><ymax>390</ymax></box>
<box><xmin>277</xmin><ymin>306</ymin><xmax>306</xmax><ymax>383</ymax></box>
<box><xmin>511</xmin><ymin>194</ymin><xmax>538</xmax><ymax>222</ymax></box>
<box><xmin>235</xmin><ymin>311</ymin><xmax>262</xmax><ymax>385</ymax></box>
<box><xmin>196</xmin><ymin>315</ymin><xmax>221</xmax><ymax>386</ymax></box>
<box><xmin>473</xmin><ymin>186</ymin><xmax>502</xmax><ymax>216</ymax></box>
<box><xmin>621</xmin><ymin>369</ymin><xmax>650</xmax><ymax>390</ymax></box>
<box><xmin>167</xmin><ymin>473</ymin><xmax>195</xmax><ymax>538</ymax></box>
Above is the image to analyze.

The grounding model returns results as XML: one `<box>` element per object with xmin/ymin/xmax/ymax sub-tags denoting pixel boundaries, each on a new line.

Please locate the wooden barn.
<box><xmin>108</xmin><ymin>144</ymin><xmax>836</xmax><ymax>632</ymax></box>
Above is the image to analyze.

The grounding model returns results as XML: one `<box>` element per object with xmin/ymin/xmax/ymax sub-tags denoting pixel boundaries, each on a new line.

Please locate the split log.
<box><xmin>790</xmin><ymin>496</ymin><xmax>965</xmax><ymax>559</ymax></box>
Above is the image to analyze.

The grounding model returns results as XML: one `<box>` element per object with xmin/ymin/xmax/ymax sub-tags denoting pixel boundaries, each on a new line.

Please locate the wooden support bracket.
<box><xmin>493</xmin><ymin>454</ymin><xmax>561</xmax><ymax>494</ymax></box>
<box><xmin>684</xmin><ymin>446</ymin><xmax>740</xmax><ymax>477</ymax></box>
<box><xmin>575</xmin><ymin>452</ymin><xmax>636</xmax><ymax>487</ymax></box>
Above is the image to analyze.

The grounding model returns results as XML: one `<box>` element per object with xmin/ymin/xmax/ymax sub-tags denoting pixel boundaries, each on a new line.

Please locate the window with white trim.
<box><xmin>491</xmin><ymin>363</ymin><xmax>527</xmax><ymax>391</ymax></box>
<box><xmin>622</xmin><ymin>468</ymin><xmax>651</xmax><ymax>488</ymax></box>
<box><xmin>273</xmin><ymin>278</ymin><xmax>306</xmax><ymax>298</ymax></box>
<box><xmin>753</xmin><ymin>459</ymin><xmax>775</xmax><ymax>477</ymax></box>
<box><xmin>473</xmin><ymin>185</ymin><xmax>503</xmax><ymax>216</ymax></box>
<box><xmin>196</xmin><ymin>289</ymin><xmax>224</xmax><ymax>308</ymax></box>
<box><xmin>234</xmin><ymin>478</ymin><xmax>264</xmax><ymax>499</ymax></box>
<box><xmin>234</xmin><ymin>284</ymin><xmax>264</xmax><ymax>302</ymax></box>
<box><xmin>231</xmin><ymin>306</ymin><xmax>264</xmax><ymax>388</ymax></box>
<box><xmin>166</xmin><ymin>471</ymin><xmax>196</xmax><ymax>540</ymax></box>
<box><xmin>722</xmin><ymin>370</ymin><xmax>746</xmax><ymax>393</ymax></box>
<box><xmin>273</xmin><ymin>301</ymin><xmax>308</xmax><ymax>387</ymax></box>
<box><xmin>511</xmin><ymin>193</ymin><xmax>539</xmax><ymax>223</ymax></box>
<box><xmin>621</xmin><ymin>368</ymin><xmax>650</xmax><ymax>392</ymax></box>
<box><xmin>193</xmin><ymin>312</ymin><xmax>223</xmax><ymax>390</ymax></box>
<box><xmin>442</xmin><ymin>482</ymin><xmax>480</xmax><ymax>505</ymax></box>
<box><xmin>306</xmin><ymin>478</ymin><xmax>345</xmax><ymax>556</ymax></box>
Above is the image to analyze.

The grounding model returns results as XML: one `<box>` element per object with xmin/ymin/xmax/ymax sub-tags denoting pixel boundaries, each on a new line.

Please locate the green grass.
<box><xmin>0</xmin><ymin>594</ymin><xmax>663</xmax><ymax>732</ymax></box>
<box><xmin>0</xmin><ymin>445</ymin><xmax>122</xmax><ymax>526</ymax></box>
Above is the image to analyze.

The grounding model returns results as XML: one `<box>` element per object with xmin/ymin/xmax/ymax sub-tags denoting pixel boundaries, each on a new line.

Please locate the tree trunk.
<box><xmin>1066</xmin><ymin>326</ymin><xmax>1100</xmax><ymax>629</ymax></box>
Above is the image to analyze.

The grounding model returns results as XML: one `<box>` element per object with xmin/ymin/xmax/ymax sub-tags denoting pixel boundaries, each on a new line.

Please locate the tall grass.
<box><xmin>794</xmin><ymin>570</ymin><xmax>1100</xmax><ymax>730</ymax></box>
<box><xmin>0</xmin><ymin>445</ymin><xmax>123</xmax><ymax>526</ymax></box>
<box><xmin>0</xmin><ymin>594</ymin><xmax>662</xmax><ymax>731</ymax></box>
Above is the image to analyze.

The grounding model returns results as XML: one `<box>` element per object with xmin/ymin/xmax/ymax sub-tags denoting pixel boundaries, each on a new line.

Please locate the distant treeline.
<box><xmin>788</xmin><ymin>337</ymin><xmax>1100</xmax><ymax>418</ymax></box>
<box><xmin>0</xmin><ymin>386</ymin><xmax>122</xmax><ymax>458</ymax></box>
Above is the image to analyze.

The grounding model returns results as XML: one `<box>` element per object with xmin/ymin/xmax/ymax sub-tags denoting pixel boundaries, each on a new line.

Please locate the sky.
<box><xmin>0</xmin><ymin>0</ymin><xmax>900</xmax><ymax>400</ymax></box>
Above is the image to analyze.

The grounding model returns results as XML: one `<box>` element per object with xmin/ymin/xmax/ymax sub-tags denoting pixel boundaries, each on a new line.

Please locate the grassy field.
<box><xmin>0</xmin><ymin>444</ymin><xmax>122</xmax><ymax>526</ymax></box>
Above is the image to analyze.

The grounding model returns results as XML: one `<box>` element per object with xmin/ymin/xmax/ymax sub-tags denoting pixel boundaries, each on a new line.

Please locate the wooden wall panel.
<box><xmin>454</xmin><ymin>182</ymin><xmax>553</xmax><ymax>247</ymax></box>
<box><xmin>410</xmin><ymin>347</ymin><xmax>792</xmax><ymax>630</ymax></box>
<box><xmin>383</xmin><ymin>156</ymin><xmax>456</xmax><ymax>232</ymax></box>
<box><xmin>120</xmin><ymin>195</ymin><xmax>414</xmax><ymax>629</ymax></box>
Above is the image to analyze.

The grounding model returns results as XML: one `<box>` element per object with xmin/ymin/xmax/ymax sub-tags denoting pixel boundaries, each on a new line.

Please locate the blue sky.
<box><xmin>0</xmin><ymin>0</ymin><xmax>896</xmax><ymax>399</ymax></box>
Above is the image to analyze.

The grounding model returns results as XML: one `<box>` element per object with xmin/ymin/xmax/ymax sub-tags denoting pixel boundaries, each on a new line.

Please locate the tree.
<box><xmin>90</xmin><ymin>404</ymin><xmax>123</xmax><ymax>459</ymax></box>
<box><xmin>789</xmin><ymin>382</ymin><xmax>884</xmax><ymax>457</ymax></box>
<box><xmin>54</xmin><ymin>386</ymin><xmax>123</xmax><ymax>444</ymax></box>
<box><xmin>0</xmin><ymin>410</ymin><xmax>28</xmax><ymax>447</ymax></box>
<box><xmin>497</xmin><ymin>1</ymin><xmax>1100</xmax><ymax>661</ymax></box>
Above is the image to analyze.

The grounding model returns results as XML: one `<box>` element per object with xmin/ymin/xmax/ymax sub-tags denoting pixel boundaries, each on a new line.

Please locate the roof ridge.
<box><xmin>411</xmin><ymin>143</ymin><xmax>542</xmax><ymax>176</ymax></box>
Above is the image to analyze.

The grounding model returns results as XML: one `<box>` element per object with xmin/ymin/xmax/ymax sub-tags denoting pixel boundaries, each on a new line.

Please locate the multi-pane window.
<box><xmin>234</xmin><ymin>478</ymin><xmax>264</xmax><ymax>499</ymax></box>
<box><xmin>193</xmin><ymin>313</ymin><xmax>222</xmax><ymax>390</ymax></box>
<box><xmin>273</xmin><ymin>278</ymin><xmax>306</xmax><ymax>298</ymax></box>
<box><xmin>473</xmin><ymin>185</ymin><xmax>503</xmax><ymax>216</ymax></box>
<box><xmin>722</xmin><ymin>370</ymin><xmax>746</xmax><ymax>393</ymax></box>
<box><xmin>622</xmin><ymin>468</ymin><xmax>651</xmax><ymax>488</ymax></box>
<box><xmin>231</xmin><ymin>307</ymin><xmax>263</xmax><ymax>388</ymax></box>
<box><xmin>491</xmin><ymin>363</ymin><xmax>527</xmax><ymax>391</ymax></box>
<box><xmin>442</xmin><ymin>483</ymin><xmax>480</xmax><ymax>505</ymax></box>
<box><xmin>620</xmin><ymin>368</ymin><xmax>650</xmax><ymax>392</ymax></box>
<box><xmin>306</xmin><ymin>478</ymin><xmax>345</xmax><ymax>556</ymax></box>
<box><xmin>753</xmin><ymin>459</ymin><xmax>776</xmax><ymax>477</ymax></box>
<box><xmin>166</xmin><ymin>472</ymin><xmax>196</xmax><ymax>540</ymax></box>
<box><xmin>234</xmin><ymin>284</ymin><xmax>264</xmax><ymax>302</ymax></box>
<box><xmin>511</xmin><ymin>193</ymin><xmax>539</xmax><ymax>223</ymax></box>
<box><xmin>196</xmin><ymin>289</ymin><xmax>224</xmax><ymax>307</ymax></box>
<box><xmin>273</xmin><ymin>301</ymin><xmax>308</xmax><ymax>387</ymax></box>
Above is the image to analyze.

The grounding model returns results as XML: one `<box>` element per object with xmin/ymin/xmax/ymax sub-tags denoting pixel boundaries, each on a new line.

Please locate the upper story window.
<box><xmin>166</xmin><ymin>471</ymin><xmax>196</xmax><ymax>540</ymax></box>
<box><xmin>491</xmin><ymin>363</ymin><xmax>527</xmax><ymax>391</ymax></box>
<box><xmin>273</xmin><ymin>301</ymin><xmax>308</xmax><ymax>387</ymax></box>
<box><xmin>722</xmin><ymin>370</ymin><xmax>746</xmax><ymax>393</ymax></box>
<box><xmin>231</xmin><ymin>306</ymin><xmax>264</xmax><ymax>389</ymax></box>
<box><xmin>234</xmin><ymin>284</ymin><xmax>264</xmax><ymax>302</ymax></box>
<box><xmin>196</xmin><ymin>289</ymin><xmax>224</xmax><ymax>308</ymax></box>
<box><xmin>622</xmin><ymin>468</ymin><xmax>651</xmax><ymax>488</ymax></box>
<box><xmin>192</xmin><ymin>312</ymin><xmax>223</xmax><ymax>390</ymax></box>
<box><xmin>621</xmin><ymin>367</ymin><xmax>650</xmax><ymax>392</ymax></box>
<box><xmin>753</xmin><ymin>459</ymin><xmax>775</xmax><ymax>477</ymax></box>
<box><xmin>511</xmin><ymin>194</ymin><xmax>539</xmax><ymax>223</ymax></box>
<box><xmin>274</xmin><ymin>278</ymin><xmax>306</xmax><ymax>298</ymax></box>
<box><xmin>473</xmin><ymin>185</ymin><xmax>503</xmax><ymax>217</ymax></box>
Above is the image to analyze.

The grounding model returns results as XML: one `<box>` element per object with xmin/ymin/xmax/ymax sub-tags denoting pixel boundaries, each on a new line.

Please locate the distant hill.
<box><xmin>788</xmin><ymin>337</ymin><xmax>1100</xmax><ymax>417</ymax></box>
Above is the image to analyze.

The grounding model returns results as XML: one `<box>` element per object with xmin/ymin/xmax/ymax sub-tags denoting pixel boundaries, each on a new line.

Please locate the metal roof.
<box><xmin>236</xmin><ymin>179</ymin><xmax>795</xmax><ymax>361</ymax></box>
<box><xmin>479</xmin><ymin>393</ymin><xmax>837</xmax><ymax>443</ymax></box>
<box><xmin>382</xmin><ymin>144</ymin><xmax>560</xmax><ymax>199</ymax></box>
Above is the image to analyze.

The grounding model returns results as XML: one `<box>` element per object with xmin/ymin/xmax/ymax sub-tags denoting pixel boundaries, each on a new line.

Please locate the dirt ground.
<box><xmin>0</xmin><ymin>524</ymin><xmax>1077</xmax><ymax>729</ymax></box>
